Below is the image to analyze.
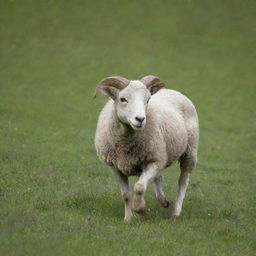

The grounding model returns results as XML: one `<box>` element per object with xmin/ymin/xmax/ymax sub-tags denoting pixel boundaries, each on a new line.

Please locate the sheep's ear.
<box><xmin>140</xmin><ymin>75</ymin><xmax>165</xmax><ymax>95</ymax></box>
<box><xmin>96</xmin><ymin>86</ymin><xmax>119</xmax><ymax>100</ymax></box>
<box><xmin>94</xmin><ymin>76</ymin><xmax>130</xmax><ymax>99</ymax></box>
<box><xmin>148</xmin><ymin>82</ymin><xmax>165</xmax><ymax>95</ymax></box>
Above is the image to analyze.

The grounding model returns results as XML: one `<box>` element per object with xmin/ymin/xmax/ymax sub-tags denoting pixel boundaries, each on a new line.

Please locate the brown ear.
<box><xmin>149</xmin><ymin>82</ymin><xmax>165</xmax><ymax>95</ymax></box>
<box><xmin>97</xmin><ymin>86</ymin><xmax>119</xmax><ymax>100</ymax></box>
<box><xmin>94</xmin><ymin>76</ymin><xmax>130</xmax><ymax>99</ymax></box>
<box><xmin>140</xmin><ymin>75</ymin><xmax>165</xmax><ymax>95</ymax></box>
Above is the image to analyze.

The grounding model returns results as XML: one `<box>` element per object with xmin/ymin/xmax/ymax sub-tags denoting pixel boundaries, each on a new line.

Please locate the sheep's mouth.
<box><xmin>130</xmin><ymin>122</ymin><xmax>145</xmax><ymax>131</ymax></box>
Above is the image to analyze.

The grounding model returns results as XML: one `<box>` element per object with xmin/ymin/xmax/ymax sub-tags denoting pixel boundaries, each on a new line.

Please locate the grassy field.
<box><xmin>1</xmin><ymin>0</ymin><xmax>255</xmax><ymax>255</ymax></box>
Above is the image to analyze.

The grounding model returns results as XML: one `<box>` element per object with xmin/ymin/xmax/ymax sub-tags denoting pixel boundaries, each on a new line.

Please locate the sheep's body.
<box><xmin>95</xmin><ymin>89</ymin><xmax>198</xmax><ymax>176</ymax></box>
<box><xmin>94</xmin><ymin>76</ymin><xmax>199</xmax><ymax>222</ymax></box>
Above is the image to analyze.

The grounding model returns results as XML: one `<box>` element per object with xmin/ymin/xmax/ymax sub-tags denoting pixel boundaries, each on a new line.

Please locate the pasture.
<box><xmin>0</xmin><ymin>0</ymin><xmax>255</xmax><ymax>255</ymax></box>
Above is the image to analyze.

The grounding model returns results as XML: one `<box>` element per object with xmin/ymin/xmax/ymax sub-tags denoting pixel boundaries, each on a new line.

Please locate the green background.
<box><xmin>0</xmin><ymin>0</ymin><xmax>255</xmax><ymax>255</ymax></box>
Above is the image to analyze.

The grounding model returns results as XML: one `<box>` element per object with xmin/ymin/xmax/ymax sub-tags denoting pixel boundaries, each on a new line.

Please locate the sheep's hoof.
<box><xmin>132</xmin><ymin>197</ymin><xmax>146</xmax><ymax>214</ymax></box>
<box><xmin>124</xmin><ymin>217</ymin><xmax>133</xmax><ymax>224</ymax></box>
<box><xmin>123</xmin><ymin>212</ymin><xmax>135</xmax><ymax>223</ymax></box>
<box><xmin>134</xmin><ymin>207</ymin><xmax>145</xmax><ymax>214</ymax></box>
<box><xmin>161</xmin><ymin>199</ymin><xmax>170</xmax><ymax>208</ymax></box>
<box><xmin>171</xmin><ymin>215</ymin><xmax>178</xmax><ymax>222</ymax></box>
<box><xmin>171</xmin><ymin>209</ymin><xmax>181</xmax><ymax>218</ymax></box>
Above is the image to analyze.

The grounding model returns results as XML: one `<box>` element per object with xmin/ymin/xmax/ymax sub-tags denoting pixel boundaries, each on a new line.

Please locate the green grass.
<box><xmin>0</xmin><ymin>0</ymin><xmax>255</xmax><ymax>255</ymax></box>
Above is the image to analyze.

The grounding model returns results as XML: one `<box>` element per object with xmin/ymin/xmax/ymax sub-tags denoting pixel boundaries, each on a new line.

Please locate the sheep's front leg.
<box><xmin>112</xmin><ymin>169</ymin><xmax>133</xmax><ymax>223</ymax></box>
<box><xmin>133</xmin><ymin>163</ymin><xmax>159</xmax><ymax>213</ymax></box>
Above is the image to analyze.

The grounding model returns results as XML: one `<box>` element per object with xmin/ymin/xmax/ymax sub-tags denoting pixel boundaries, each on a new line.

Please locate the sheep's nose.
<box><xmin>135</xmin><ymin>116</ymin><xmax>145</xmax><ymax>123</ymax></box>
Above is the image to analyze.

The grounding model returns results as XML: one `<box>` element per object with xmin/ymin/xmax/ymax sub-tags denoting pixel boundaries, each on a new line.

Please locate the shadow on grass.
<box><xmin>61</xmin><ymin>191</ymin><xmax>176</xmax><ymax>223</ymax></box>
<box><xmin>33</xmin><ymin>188</ymin><xmax>251</xmax><ymax>225</ymax></box>
<box><xmin>62</xmin><ymin>192</ymin><xmax>124</xmax><ymax>220</ymax></box>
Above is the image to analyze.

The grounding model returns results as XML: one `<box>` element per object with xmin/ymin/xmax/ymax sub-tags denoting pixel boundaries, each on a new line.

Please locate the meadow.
<box><xmin>0</xmin><ymin>0</ymin><xmax>255</xmax><ymax>255</ymax></box>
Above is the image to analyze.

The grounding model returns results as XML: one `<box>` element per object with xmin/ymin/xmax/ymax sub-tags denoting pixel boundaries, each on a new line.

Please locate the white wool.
<box><xmin>95</xmin><ymin>88</ymin><xmax>198</xmax><ymax>175</ymax></box>
<box><xmin>94</xmin><ymin>77</ymin><xmax>199</xmax><ymax>222</ymax></box>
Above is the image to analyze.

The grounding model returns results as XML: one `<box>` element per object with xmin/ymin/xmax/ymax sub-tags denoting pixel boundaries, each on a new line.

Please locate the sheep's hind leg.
<box><xmin>154</xmin><ymin>175</ymin><xmax>170</xmax><ymax>208</ymax></box>
<box><xmin>172</xmin><ymin>153</ymin><xmax>197</xmax><ymax>217</ymax></box>
<box><xmin>112</xmin><ymin>169</ymin><xmax>133</xmax><ymax>223</ymax></box>
<box><xmin>172</xmin><ymin>170</ymin><xmax>189</xmax><ymax>217</ymax></box>
<box><xmin>133</xmin><ymin>163</ymin><xmax>159</xmax><ymax>213</ymax></box>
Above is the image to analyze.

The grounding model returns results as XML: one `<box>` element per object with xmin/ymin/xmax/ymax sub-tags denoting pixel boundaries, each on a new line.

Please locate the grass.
<box><xmin>0</xmin><ymin>0</ymin><xmax>255</xmax><ymax>255</ymax></box>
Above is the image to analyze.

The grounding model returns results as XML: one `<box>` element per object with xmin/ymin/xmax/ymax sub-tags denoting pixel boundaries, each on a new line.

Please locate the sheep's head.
<box><xmin>95</xmin><ymin>75</ymin><xmax>165</xmax><ymax>130</ymax></box>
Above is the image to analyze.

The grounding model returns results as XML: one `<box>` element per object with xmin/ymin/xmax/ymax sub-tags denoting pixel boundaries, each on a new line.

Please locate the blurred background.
<box><xmin>1</xmin><ymin>0</ymin><xmax>255</xmax><ymax>255</ymax></box>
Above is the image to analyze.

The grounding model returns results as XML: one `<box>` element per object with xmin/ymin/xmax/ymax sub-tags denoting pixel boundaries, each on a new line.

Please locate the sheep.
<box><xmin>94</xmin><ymin>75</ymin><xmax>199</xmax><ymax>223</ymax></box>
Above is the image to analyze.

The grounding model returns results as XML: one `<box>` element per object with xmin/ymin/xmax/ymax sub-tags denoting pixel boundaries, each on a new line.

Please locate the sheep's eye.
<box><xmin>120</xmin><ymin>97</ymin><xmax>128</xmax><ymax>103</ymax></box>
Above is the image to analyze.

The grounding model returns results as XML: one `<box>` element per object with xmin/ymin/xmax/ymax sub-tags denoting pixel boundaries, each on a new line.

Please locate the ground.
<box><xmin>0</xmin><ymin>0</ymin><xmax>255</xmax><ymax>255</ymax></box>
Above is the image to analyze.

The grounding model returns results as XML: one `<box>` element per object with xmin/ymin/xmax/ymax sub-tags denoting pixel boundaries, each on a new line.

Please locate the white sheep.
<box><xmin>94</xmin><ymin>75</ymin><xmax>199</xmax><ymax>222</ymax></box>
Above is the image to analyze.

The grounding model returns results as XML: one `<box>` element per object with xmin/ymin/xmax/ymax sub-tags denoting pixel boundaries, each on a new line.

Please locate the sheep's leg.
<box><xmin>112</xmin><ymin>169</ymin><xmax>133</xmax><ymax>223</ymax></box>
<box><xmin>133</xmin><ymin>163</ymin><xmax>159</xmax><ymax>213</ymax></box>
<box><xmin>172</xmin><ymin>170</ymin><xmax>190</xmax><ymax>217</ymax></box>
<box><xmin>172</xmin><ymin>152</ymin><xmax>197</xmax><ymax>217</ymax></box>
<box><xmin>154</xmin><ymin>175</ymin><xmax>170</xmax><ymax>208</ymax></box>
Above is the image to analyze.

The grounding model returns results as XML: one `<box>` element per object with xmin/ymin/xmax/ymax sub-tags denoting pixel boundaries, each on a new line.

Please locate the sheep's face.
<box><xmin>96</xmin><ymin>76</ymin><xmax>165</xmax><ymax>131</ymax></box>
<box><xmin>116</xmin><ymin>81</ymin><xmax>151</xmax><ymax>131</ymax></box>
